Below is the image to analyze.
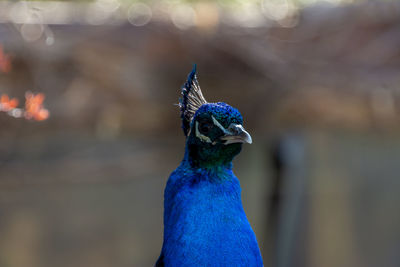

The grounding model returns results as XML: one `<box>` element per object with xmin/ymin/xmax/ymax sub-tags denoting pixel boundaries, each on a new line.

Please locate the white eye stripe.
<box><xmin>211</xmin><ymin>116</ymin><xmax>230</xmax><ymax>134</ymax></box>
<box><xmin>195</xmin><ymin>121</ymin><xmax>212</xmax><ymax>143</ymax></box>
<box><xmin>194</xmin><ymin>117</ymin><xmax>230</xmax><ymax>145</ymax></box>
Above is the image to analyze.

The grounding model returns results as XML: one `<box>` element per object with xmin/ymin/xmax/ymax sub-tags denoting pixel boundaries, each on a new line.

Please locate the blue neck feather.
<box><xmin>157</xmin><ymin>143</ymin><xmax>263</xmax><ymax>266</ymax></box>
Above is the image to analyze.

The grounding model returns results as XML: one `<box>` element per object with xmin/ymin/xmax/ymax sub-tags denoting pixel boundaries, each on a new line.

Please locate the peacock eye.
<box><xmin>199</xmin><ymin>121</ymin><xmax>212</xmax><ymax>134</ymax></box>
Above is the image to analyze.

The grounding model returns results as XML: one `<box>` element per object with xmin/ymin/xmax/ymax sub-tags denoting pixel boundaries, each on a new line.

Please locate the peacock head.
<box><xmin>179</xmin><ymin>65</ymin><xmax>252</xmax><ymax>168</ymax></box>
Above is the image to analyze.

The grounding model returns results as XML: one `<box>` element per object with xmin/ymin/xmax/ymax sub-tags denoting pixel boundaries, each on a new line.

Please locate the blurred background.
<box><xmin>1</xmin><ymin>0</ymin><xmax>400</xmax><ymax>266</ymax></box>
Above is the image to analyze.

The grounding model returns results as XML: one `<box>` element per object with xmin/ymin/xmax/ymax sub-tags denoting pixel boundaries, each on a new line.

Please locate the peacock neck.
<box><xmin>183</xmin><ymin>145</ymin><xmax>234</xmax><ymax>172</ymax></box>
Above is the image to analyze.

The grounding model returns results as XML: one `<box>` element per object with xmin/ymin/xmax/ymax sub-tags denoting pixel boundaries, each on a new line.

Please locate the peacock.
<box><xmin>156</xmin><ymin>65</ymin><xmax>263</xmax><ymax>266</ymax></box>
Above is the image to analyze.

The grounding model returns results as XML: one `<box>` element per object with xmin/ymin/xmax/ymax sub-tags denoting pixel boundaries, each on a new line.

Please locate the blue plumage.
<box><xmin>157</xmin><ymin>66</ymin><xmax>263</xmax><ymax>266</ymax></box>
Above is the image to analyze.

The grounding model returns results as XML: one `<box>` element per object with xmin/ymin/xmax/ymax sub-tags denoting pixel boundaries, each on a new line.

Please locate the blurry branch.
<box><xmin>0</xmin><ymin>45</ymin><xmax>11</xmax><ymax>73</ymax></box>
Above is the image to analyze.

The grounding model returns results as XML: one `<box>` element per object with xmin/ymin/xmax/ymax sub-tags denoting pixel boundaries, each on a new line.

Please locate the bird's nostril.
<box><xmin>228</xmin><ymin>124</ymin><xmax>243</xmax><ymax>135</ymax></box>
<box><xmin>233</xmin><ymin>126</ymin><xmax>241</xmax><ymax>135</ymax></box>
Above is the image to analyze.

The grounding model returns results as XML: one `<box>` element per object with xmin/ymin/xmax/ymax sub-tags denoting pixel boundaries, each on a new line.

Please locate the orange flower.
<box><xmin>0</xmin><ymin>45</ymin><xmax>11</xmax><ymax>73</ymax></box>
<box><xmin>0</xmin><ymin>94</ymin><xmax>19</xmax><ymax>111</ymax></box>
<box><xmin>35</xmin><ymin>108</ymin><xmax>49</xmax><ymax>121</ymax></box>
<box><xmin>24</xmin><ymin>92</ymin><xmax>50</xmax><ymax>121</ymax></box>
<box><xmin>1</xmin><ymin>92</ymin><xmax>49</xmax><ymax>121</ymax></box>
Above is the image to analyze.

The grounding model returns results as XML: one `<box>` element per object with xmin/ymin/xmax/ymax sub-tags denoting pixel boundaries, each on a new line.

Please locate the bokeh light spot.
<box><xmin>171</xmin><ymin>4</ymin><xmax>196</xmax><ymax>30</ymax></box>
<box><xmin>21</xmin><ymin>24</ymin><xmax>44</xmax><ymax>42</ymax></box>
<box><xmin>128</xmin><ymin>3</ymin><xmax>152</xmax><ymax>27</ymax></box>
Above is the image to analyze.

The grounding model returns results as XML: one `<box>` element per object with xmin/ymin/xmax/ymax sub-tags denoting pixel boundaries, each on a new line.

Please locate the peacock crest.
<box><xmin>179</xmin><ymin>64</ymin><xmax>207</xmax><ymax>136</ymax></box>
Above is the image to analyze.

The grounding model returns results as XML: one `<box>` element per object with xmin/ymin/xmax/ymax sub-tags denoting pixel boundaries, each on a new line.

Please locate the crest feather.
<box><xmin>179</xmin><ymin>65</ymin><xmax>207</xmax><ymax>136</ymax></box>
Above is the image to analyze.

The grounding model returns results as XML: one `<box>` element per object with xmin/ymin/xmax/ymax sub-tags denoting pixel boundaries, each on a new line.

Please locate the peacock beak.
<box><xmin>220</xmin><ymin>124</ymin><xmax>252</xmax><ymax>145</ymax></box>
